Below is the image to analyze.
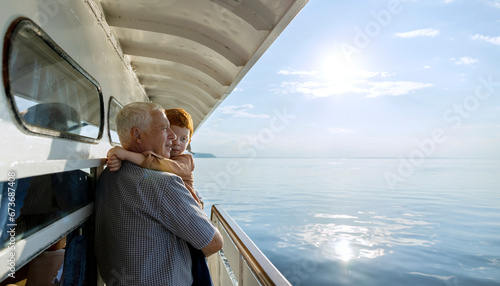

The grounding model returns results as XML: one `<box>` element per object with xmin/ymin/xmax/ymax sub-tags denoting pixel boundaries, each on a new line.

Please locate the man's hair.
<box><xmin>165</xmin><ymin>108</ymin><xmax>194</xmax><ymax>138</ymax></box>
<box><xmin>116</xmin><ymin>102</ymin><xmax>164</xmax><ymax>146</ymax></box>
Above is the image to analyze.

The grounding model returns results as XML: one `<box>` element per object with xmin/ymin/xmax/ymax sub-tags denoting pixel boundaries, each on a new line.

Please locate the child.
<box><xmin>107</xmin><ymin>108</ymin><xmax>202</xmax><ymax>207</ymax></box>
<box><xmin>106</xmin><ymin>108</ymin><xmax>212</xmax><ymax>285</ymax></box>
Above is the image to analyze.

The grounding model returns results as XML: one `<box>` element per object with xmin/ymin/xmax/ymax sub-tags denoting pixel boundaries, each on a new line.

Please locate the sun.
<box><xmin>318</xmin><ymin>52</ymin><xmax>363</xmax><ymax>83</ymax></box>
<box><xmin>310</xmin><ymin>51</ymin><xmax>370</xmax><ymax>96</ymax></box>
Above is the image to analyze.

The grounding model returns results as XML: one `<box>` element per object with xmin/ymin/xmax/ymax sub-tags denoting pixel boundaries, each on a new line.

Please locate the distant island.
<box><xmin>192</xmin><ymin>152</ymin><xmax>216</xmax><ymax>158</ymax></box>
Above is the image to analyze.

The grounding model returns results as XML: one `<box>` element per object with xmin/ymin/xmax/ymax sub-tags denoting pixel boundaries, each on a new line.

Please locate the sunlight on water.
<box><xmin>334</xmin><ymin>239</ymin><xmax>353</xmax><ymax>262</ymax></box>
<box><xmin>194</xmin><ymin>158</ymin><xmax>500</xmax><ymax>286</ymax></box>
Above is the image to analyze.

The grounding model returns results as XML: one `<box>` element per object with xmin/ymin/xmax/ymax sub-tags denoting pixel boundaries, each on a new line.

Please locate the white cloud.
<box><xmin>218</xmin><ymin>104</ymin><xmax>270</xmax><ymax>118</ymax></box>
<box><xmin>488</xmin><ymin>0</ymin><xmax>500</xmax><ymax>8</ymax></box>
<box><xmin>451</xmin><ymin>57</ymin><xmax>479</xmax><ymax>65</ymax></box>
<box><xmin>471</xmin><ymin>34</ymin><xmax>500</xmax><ymax>45</ymax></box>
<box><xmin>379</xmin><ymin>72</ymin><xmax>395</xmax><ymax>78</ymax></box>
<box><xmin>460</xmin><ymin>124</ymin><xmax>500</xmax><ymax>129</ymax></box>
<box><xmin>276</xmin><ymin>67</ymin><xmax>433</xmax><ymax>98</ymax></box>
<box><xmin>396</xmin><ymin>28</ymin><xmax>440</xmax><ymax>38</ymax></box>
<box><xmin>328</xmin><ymin>128</ymin><xmax>354</xmax><ymax>134</ymax></box>
<box><xmin>365</xmin><ymin>81</ymin><xmax>434</xmax><ymax>98</ymax></box>
<box><xmin>278</xmin><ymin>80</ymin><xmax>365</xmax><ymax>98</ymax></box>
<box><xmin>278</xmin><ymin>69</ymin><xmax>393</xmax><ymax>79</ymax></box>
<box><xmin>356</xmin><ymin>70</ymin><xmax>386</xmax><ymax>78</ymax></box>
<box><xmin>278</xmin><ymin>69</ymin><xmax>319</xmax><ymax>76</ymax></box>
<box><xmin>278</xmin><ymin>79</ymin><xmax>433</xmax><ymax>99</ymax></box>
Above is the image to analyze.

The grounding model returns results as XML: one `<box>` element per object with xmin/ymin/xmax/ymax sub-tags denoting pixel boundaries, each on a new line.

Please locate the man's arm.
<box><xmin>158</xmin><ymin>175</ymin><xmax>222</xmax><ymax>256</ymax></box>
<box><xmin>202</xmin><ymin>228</ymin><xmax>223</xmax><ymax>257</ymax></box>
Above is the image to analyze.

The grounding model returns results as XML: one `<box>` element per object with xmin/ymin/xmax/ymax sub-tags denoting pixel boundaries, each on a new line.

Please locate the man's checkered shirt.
<box><xmin>95</xmin><ymin>161</ymin><xmax>216</xmax><ymax>285</ymax></box>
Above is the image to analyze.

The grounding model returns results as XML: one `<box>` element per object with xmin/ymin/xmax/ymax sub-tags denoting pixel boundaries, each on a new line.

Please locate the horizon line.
<box><xmin>193</xmin><ymin>156</ymin><xmax>500</xmax><ymax>160</ymax></box>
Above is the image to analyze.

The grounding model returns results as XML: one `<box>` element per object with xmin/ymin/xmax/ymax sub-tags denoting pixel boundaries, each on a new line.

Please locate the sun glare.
<box><xmin>312</xmin><ymin>51</ymin><xmax>372</xmax><ymax>97</ymax></box>
<box><xmin>335</xmin><ymin>239</ymin><xmax>354</xmax><ymax>262</ymax></box>
<box><xmin>319</xmin><ymin>52</ymin><xmax>362</xmax><ymax>83</ymax></box>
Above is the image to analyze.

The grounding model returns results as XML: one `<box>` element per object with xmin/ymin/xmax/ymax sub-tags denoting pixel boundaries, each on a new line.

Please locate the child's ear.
<box><xmin>131</xmin><ymin>127</ymin><xmax>141</xmax><ymax>143</ymax></box>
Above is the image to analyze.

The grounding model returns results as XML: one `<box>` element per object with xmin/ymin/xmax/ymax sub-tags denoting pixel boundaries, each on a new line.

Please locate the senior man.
<box><xmin>95</xmin><ymin>102</ymin><xmax>222</xmax><ymax>285</ymax></box>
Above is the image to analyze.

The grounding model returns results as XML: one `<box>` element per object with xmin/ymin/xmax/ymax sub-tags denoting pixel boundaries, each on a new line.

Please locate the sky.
<box><xmin>192</xmin><ymin>0</ymin><xmax>500</xmax><ymax>158</ymax></box>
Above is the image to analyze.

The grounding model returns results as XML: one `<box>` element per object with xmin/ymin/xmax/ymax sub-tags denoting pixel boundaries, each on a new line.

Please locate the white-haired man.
<box><xmin>95</xmin><ymin>102</ymin><xmax>222</xmax><ymax>285</ymax></box>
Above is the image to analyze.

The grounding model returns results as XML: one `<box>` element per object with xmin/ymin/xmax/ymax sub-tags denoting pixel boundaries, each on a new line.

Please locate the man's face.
<box><xmin>141</xmin><ymin>110</ymin><xmax>177</xmax><ymax>158</ymax></box>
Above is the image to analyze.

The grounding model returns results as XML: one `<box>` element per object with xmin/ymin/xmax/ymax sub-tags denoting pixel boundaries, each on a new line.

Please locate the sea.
<box><xmin>193</xmin><ymin>157</ymin><xmax>500</xmax><ymax>286</ymax></box>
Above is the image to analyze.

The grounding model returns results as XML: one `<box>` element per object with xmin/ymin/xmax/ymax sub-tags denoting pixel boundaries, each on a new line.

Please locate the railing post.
<box><xmin>210</xmin><ymin>204</ymin><xmax>292</xmax><ymax>286</ymax></box>
<box><xmin>208</xmin><ymin>214</ymin><xmax>221</xmax><ymax>286</ymax></box>
<box><xmin>238</xmin><ymin>253</ymin><xmax>243</xmax><ymax>285</ymax></box>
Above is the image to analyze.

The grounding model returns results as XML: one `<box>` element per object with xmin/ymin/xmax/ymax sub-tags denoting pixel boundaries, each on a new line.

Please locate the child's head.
<box><xmin>165</xmin><ymin>108</ymin><xmax>193</xmax><ymax>157</ymax></box>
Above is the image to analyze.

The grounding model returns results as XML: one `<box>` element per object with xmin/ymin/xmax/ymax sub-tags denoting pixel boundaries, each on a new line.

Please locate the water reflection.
<box><xmin>334</xmin><ymin>239</ymin><xmax>353</xmax><ymax>262</ymax></box>
<box><xmin>408</xmin><ymin>272</ymin><xmax>455</xmax><ymax>281</ymax></box>
<box><xmin>277</xmin><ymin>212</ymin><xmax>436</xmax><ymax>261</ymax></box>
<box><xmin>194</xmin><ymin>158</ymin><xmax>500</xmax><ymax>285</ymax></box>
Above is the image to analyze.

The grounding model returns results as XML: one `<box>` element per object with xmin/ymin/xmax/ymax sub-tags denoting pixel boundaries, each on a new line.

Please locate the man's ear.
<box><xmin>131</xmin><ymin>127</ymin><xmax>141</xmax><ymax>144</ymax></box>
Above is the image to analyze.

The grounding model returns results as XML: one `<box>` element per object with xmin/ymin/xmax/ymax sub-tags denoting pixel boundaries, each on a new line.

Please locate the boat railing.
<box><xmin>209</xmin><ymin>205</ymin><xmax>291</xmax><ymax>286</ymax></box>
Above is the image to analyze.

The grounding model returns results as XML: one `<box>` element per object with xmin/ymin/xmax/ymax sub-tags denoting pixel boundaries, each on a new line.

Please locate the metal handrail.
<box><xmin>210</xmin><ymin>204</ymin><xmax>291</xmax><ymax>286</ymax></box>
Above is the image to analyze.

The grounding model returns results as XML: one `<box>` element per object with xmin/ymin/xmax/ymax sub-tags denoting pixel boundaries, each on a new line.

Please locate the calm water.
<box><xmin>193</xmin><ymin>158</ymin><xmax>500</xmax><ymax>286</ymax></box>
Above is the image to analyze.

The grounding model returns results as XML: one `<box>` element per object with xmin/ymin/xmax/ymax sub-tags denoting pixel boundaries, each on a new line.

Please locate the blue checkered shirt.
<box><xmin>95</xmin><ymin>161</ymin><xmax>216</xmax><ymax>285</ymax></box>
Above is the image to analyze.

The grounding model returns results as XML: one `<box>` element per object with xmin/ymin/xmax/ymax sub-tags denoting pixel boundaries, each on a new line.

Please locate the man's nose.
<box><xmin>168</xmin><ymin>128</ymin><xmax>177</xmax><ymax>140</ymax></box>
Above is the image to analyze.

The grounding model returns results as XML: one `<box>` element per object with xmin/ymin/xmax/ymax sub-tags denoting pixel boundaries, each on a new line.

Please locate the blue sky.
<box><xmin>192</xmin><ymin>0</ymin><xmax>500</xmax><ymax>158</ymax></box>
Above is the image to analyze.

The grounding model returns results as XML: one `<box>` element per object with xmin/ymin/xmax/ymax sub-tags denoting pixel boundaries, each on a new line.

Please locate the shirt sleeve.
<box><xmin>171</xmin><ymin>154</ymin><xmax>194</xmax><ymax>172</ymax></box>
<box><xmin>156</xmin><ymin>175</ymin><xmax>215</xmax><ymax>250</ymax></box>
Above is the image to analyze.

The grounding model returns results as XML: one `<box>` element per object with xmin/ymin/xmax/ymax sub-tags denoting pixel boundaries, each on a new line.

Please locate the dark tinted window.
<box><xmin>0</xmin><ymin>169</ymin><xmax>92</xmax><ymax>247</ymax></box>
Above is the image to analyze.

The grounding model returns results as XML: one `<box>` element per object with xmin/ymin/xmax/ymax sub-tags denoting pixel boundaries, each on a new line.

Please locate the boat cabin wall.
<box><xmin>0</xmin><ymin>0</ymin><xmax>147</xmax><ymax>180</ymax></box>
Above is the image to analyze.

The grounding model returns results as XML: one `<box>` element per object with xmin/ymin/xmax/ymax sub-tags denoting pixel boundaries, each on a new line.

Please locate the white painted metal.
<box><xmin>1</xmin><ymin>0</ymin><xmax>307</xmax><ymax>176</ymax></box>
<box><xmin>211</xmin><ymin>205</ymin><xmax>292</xmax><ymax>285</ymax></box>
<box><xmin>242</xmin><ymin>259</ymin><xmax>261</xmax><ymax>286</ymax></box>
<box><xmin>1</xmin><ymin>1</ymin><xmax>145</xmax><ymax>178</ymax></box>
<box><xmin>97</xmin><ymin>0</ymin><xmax>309</xmax><ymax>131</ymax></box>
<box><xmin>0</xmin><ymin>159</ymin><xmax>105</xmax><ymax>181</ymax></box>
<box><xmin>0</xmin><ymin>0</ymin><xmax>307</xmax><ymax>283</ymax></box>
<box><xmin>220</xmin><ymin>258</ymin><xmax>234</xmax><ymax>286</ymax></box>
<box><xmin>0</xmin><ymin>203</ymin><xmax>94</xmax><ymax>281</ymax></box>
<box><xmin>219</xmin><ymin>226</ymin><xmax>241</xmax><ymax>279</ymax></box>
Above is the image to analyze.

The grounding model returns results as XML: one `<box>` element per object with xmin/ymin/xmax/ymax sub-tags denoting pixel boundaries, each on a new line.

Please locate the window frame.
<box><xmin>107</xmin><ymin>96</ymin><xmax>123</xmax><ymax>146</ymax></box>
<box><xmin>2</xmin><ymin>17</ymin><xmax>104</xmax><ymax>143</ymax></box>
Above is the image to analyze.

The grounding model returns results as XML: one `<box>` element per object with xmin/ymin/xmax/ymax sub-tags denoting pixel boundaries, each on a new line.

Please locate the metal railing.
<box><xmin>209</xmin><ymin>205</ymin><xmax>291</xmax><ymax>286</ymax></box>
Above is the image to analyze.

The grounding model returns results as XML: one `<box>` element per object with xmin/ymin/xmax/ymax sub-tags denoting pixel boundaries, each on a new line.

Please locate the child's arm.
<box><xmin>142</xmin><ymin>153</ymin><xmax>193</xmax><ymax>179</ymax></box>
<box><xmin>107</xmin><ymin>146</ymin><xmax>147</xmax><ymax>171</ymax></box>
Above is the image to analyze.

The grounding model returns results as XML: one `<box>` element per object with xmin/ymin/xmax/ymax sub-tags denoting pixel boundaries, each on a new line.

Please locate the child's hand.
<box><xmin>107</xmin><ymin>147</ymin><xmax>125</xmax><ymax>171</ymax></box>
<box><xmin>106</xmin><ymin>155</ymin><xmax>122</xmax><ymax>171</ymax></box>
<box><xmin>108</xmin><ymin>146</ymin><xmax>126</xmax><ymax>160</ymax></box>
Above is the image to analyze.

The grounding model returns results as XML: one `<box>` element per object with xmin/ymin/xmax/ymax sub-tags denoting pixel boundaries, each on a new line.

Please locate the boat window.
<box><xmin>0</xmin><ymin>169</ymin><xmax>92</xmax><ymax>249</ymax></box>
<box><xmin>3</xmin><ymin>19</ymin><xmax>103</xmax><ymax>142</ymax></box>
<box><xmin>108</xmin><ymin>97</ymin><xmax>123</xmax><ymax>145</ymax></box>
